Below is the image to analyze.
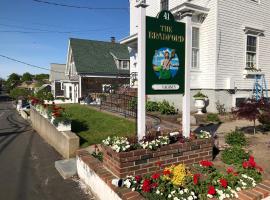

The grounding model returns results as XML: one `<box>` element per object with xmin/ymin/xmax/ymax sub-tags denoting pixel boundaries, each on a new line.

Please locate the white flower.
<box><xmin>132</xmin><ymin>188</ymin><xmax>135</xmax><ymax>191</ymax></box>
<box><xmin>207</xmin><ymin>194</ymin><xmax>213</xmax><ymax>199</ymax></box>
<box><xmin>171</xmin><ymin>190</ymin><xmax>176</xmax><ymax>194</ymax></box>
<box><xmin>168</xmin><ymin>194</ymin><xmax>172</xmax><ymax>198</ymax></box>
<box><xmin>188</xmin><ymin>196</ymin><xmax>193</xmax><ymax>200</ymax></box>
<box><xmin>173</xmin><ymin>197</ymin><xmax>179</xmax><ymax>200</ymax></box>
<box><xmin>156</xmin><ymin>190</ymin><xmax>160</xmax><ymax>195</ymax></box>
<box><xmin>180</xmin><ymin>190</ymin><xmax>184</xmax><ymax>195</ymax></box>
<box><xmin>236</xmin><ymin>187</ymin><xmax>241</xmax><ymax>191</ymax></box>
<box><xmin>184</xmin><ymin>188</ymin><xmax>188</xmax><ymax>193</ymax></box>
<box><xmin>226</xmin><ymin>194</ymin><xmax>230</xmax><ymax>198</ymax></box>
<box><xmin>191</xmin><ymin>192</ymin><xmax>195</xmax><ymax>196</ymax></box>
<box><xmin>123</xmin><ymin>180</ymin><xmax>131</xmax><ymax>188</ymax></box>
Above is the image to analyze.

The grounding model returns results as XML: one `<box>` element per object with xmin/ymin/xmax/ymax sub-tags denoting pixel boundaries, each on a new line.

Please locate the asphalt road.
<box><xmin>0</xmin><ymin>94</ymin><xmax>89</xmax><ymax>200</ymax></box>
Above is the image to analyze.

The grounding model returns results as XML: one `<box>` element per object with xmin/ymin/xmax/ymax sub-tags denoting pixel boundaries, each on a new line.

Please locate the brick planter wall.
<box><xmin>101</xmin><ymin>138</ymin><xmax>213</xmax><ymax>178</ymax></box>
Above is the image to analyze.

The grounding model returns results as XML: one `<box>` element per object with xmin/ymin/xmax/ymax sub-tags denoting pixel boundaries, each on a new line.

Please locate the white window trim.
<box><xmin>191</xmin><ymin>26</ymin><xmax>200</xmax><ymax>71</ymax></box>
<box><xmin>244</xmin><ymin>34</ymin><xmax>259</xmax><ymax>70</ymax></box>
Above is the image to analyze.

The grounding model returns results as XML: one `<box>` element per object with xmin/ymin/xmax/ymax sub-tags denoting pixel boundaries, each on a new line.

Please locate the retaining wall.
<box><xmin>101</xmin><ymin>138</ymin><xmax>213</xmax><ymax>178</ymax></box>
<box><xmin>30</xmin><ymin>109</ymin><xmax>79</xmax><ymax>158</ymax></box>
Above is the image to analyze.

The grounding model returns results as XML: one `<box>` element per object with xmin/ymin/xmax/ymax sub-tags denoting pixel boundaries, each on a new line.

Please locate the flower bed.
<box><xmin>30</xmin><ymin>97</ymin><xmax>71</xmax><ymax>131</ymax></box>
<box><xmin>101</xmin><ymin>133</ymin><xmax>213</xmax><ymax>178</ymax></box>
<box><xmin>120</xmin><ymin>156</ymin><xmax>263</xmax><ymax>200</ymax></box>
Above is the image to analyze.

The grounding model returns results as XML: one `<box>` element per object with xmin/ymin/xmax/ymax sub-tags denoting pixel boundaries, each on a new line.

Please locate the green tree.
<box><xmin>10</xmin><ymin>88</ymin><xmax>31</xmax><ymax>100</ymax></box>
<box><xmin>21</xmin><ymin>72</ymin><xmax>33</xmax><ymax>82</ymax></box>
<box><xmin>5</xmin><ymin>73</ymin><xmax>21</xmax><ymax>92</ymax></box>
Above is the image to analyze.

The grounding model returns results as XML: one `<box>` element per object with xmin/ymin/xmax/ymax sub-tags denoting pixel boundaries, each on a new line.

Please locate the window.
<box><xmin>192</xmin><ymin>27</ymin><xmax>200</xmax><ymax>69</ymax></box>
<box><xmin>160</xmin><ymin>0</ymin><xmax>169</xmax><ymax>11</ymax></box>
<box><xmin>122</xmin><ymin>61</ymin><xmax>129</xmax><ymax>69</ymax></box>
<box><xmin>246</xmin><ymin>35</ymin><xmax>257</xmax><ymax>69</ymax></box>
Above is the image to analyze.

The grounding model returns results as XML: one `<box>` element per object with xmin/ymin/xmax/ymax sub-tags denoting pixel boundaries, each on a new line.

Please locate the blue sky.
<box><xmin>0</xmin><ymin>0</ymin><xmax>130</xmax><ymax>79</ymax></box>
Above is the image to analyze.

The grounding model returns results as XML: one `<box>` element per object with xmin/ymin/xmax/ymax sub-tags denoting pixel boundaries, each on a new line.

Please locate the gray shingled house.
<box><xmin>63</xmin><ymin>38</ymin><xmax>130</xmax><ymax>103</ymax></box>
<box><xmin>49</xmin><ymin>63</ymin><xmax>68</xmax><ymax>98</ymax></box>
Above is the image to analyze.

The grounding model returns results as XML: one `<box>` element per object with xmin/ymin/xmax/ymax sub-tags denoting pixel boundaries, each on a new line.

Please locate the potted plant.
<box><xmin>193</xmin><ymin>91</ymin><xmax>208</xmax><ymax>114</ymax></box>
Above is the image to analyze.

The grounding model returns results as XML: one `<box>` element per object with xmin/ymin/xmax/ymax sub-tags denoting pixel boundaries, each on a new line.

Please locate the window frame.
<box><xmin>245</xmin><ymin>34</ymin><xmax>259</xmax><ymax>69</ymax></box>
<box><xmin>191</xmin><ymin>26</ymin><xmax>200</xmax><ymax>70</ymax></box>
<box><xmin>160</xmin><ymin>0</ymin><xmax>169</xmax><ymax>11</ymax></box>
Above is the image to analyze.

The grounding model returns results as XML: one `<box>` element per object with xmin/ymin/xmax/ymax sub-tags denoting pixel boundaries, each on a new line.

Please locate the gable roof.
<box><xmin>50</xmin><ymin>63</ymin><xmax>68</xmax><ymax>81</ymax></box>
<box><xmin>69</xmin><ymin>38</ymin><xmax>130</xmax><ymax>75</ymax></box>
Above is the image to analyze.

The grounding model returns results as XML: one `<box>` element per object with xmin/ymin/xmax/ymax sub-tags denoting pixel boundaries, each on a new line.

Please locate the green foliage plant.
<box><xmin>225</xmin><ymin>129</ymin><xmax>247</xmax><ymax>147</ymax></box>
<box><xmin>221</xmin><ymin>146</ymin><xmax>250</xmax><ymax>165</ymax></box>
<box><xmin>146</xmin><ymin>101</ymin><xmax>159</xmax><ymax>112</ymax></box>
<box><xmin>207</xmin><ymin>113</ymin><xmax>220</xmax><ymax>123</ymax></box>
<box><xmin>158</xmin><ymin>100</ymin><xmax>176</xmax><ymax>115</ymax></box>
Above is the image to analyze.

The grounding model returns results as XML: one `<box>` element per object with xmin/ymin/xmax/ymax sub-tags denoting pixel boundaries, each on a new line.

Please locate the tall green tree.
<box><xmin>5</xmin><ymin>73</ymin><xmax>21</xmax><ymax>92</ymax></box>
<box><xmin>21</xmin><ymin>72</ymin><xmax>33</xmax><ymax>82</ymax></box>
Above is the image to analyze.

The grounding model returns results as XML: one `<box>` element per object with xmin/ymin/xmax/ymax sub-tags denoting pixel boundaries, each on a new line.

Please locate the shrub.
<box><xmin>225</xmin><ymin>129</ymin><xmax>247</xmax><ymax>147</ymax></box>
<box><xmin>232</xmin><ymin>99</ymin><xmax>260</xmax><ymax>134</ymax></box>
<box><xmin>158</xmin><ymin>100</ymin><xmax>176</xmax><ymax>115</ymax></box>
<box><xmin>193</xmin><ymin>91</ymin><xmax>208</xmax><ymax>99</ymax></box>
<box><xmin>146</xmin><ymin>101</ymin><xmax>159</xmax><ymax>112</ymax></box>
<box><xmin>221</xmin><ymin>146</ymin><xmax>250</xmax><ymax>165</ymax></box>
<box><xmin>10</xmin><ymin>88</ymin><xmax>31</xmax><ymax>100</ymax></box>
<box><xmin>216</xmin><ymin>101</ymin><xmax>226</xmax><ymax>115</ymax></box>
<box><xmin>258</xmin><ymin>111</ymin><xmax>270</xmax><ymax>130</ymax></box>
<box><xmin>206</xmin><ymin>113</ymin><xmax>220</xmax><ymax>122</ymax></box>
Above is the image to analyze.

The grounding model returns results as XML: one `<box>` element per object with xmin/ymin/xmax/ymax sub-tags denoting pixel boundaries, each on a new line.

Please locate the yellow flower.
<box><xmin>163</xmin><ymin>164</ymin><xmax>191</xmax><ymax>186</ymax></box>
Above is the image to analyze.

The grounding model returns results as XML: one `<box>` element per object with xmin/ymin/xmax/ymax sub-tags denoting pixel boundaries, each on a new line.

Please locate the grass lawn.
<box><xmin>61</xmin><ymin>104</ymin><xmax>136</xmax><ymax>147</ymax></box>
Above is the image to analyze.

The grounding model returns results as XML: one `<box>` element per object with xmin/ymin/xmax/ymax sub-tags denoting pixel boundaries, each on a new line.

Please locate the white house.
<box><xmin>121</xmin><ymin>0</ymin><xmax>270</xmax><ymax>112</ymax></box>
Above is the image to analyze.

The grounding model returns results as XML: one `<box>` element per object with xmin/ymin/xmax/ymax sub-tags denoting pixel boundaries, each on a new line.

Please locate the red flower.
<box><xmin>163</xmin><ymin>170</ymin><xmax>171</xmax><ymax>176</ymax></box>
<box><xmin>248</xmin><ymin>156</ymin><xmax>256</xmax><ymax>168</ymax></box>
<box><xmin>219</xmin><ymin>179</ymin><xmax>228</xmax><ymax>188</ymax></box>
<box><xmin>142</xmin><ymin>179</ymin><xmax>151</xmax><ymax>192</ymax></box>
<box><xmin>208</xmin><ymin>186</ymin><xmax>216</xmax><ymax>195</ymax></box>
<box><xmin>155</xmin><ymin>161</ymin><xmax>162</xmax><ymax>167</ymax></box>
<box><xmin>200</xmin><ymin>160</ymin><xmax>213</xmax><ymax>167</ymax></box>
<box><xmin>135</xmin><ymin>175</ymin><xmax>141</xmax><ymax>182</ymax></box>
<box><xmin>151</xmin><ymin>183</ymin><xmax>158</xmax><ymax>188</ymax></box>
<box><xmin>151</xmin><ymin>173</ymin><xmax>160</xmax><ymax>180</ymax></box>
<box><xmin>242</xmin><ymin>161</ymin><xmax>249</xmax><ymax>169</ymax></box>
<box><xmin>193</xmin><ymin>174</ymin><xmax>201</xmax><ymax>185</ymax></box>
<box><xmin>256</xmin><ymin>166</ymin><xmax>264</xmax><ymax>173</ymax></box>
<box><xmin>226</xmin><ymin>167</ymin><xmax>234</xmax><ymax>174</ymax></box>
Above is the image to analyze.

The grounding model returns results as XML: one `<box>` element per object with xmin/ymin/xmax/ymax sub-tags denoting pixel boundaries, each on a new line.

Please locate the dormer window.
<box><xmin>161</xmin><ymin>0</ymin><xmax>169</xmax><ymax>11</ymax></box>
<box><xmin>122</xmin><ymin>61</ymin><xmax>129</xmax><ymax>69</ymax></box>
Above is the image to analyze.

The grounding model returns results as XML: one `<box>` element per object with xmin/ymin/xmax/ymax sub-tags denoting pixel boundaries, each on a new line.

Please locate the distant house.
<box><xmin>17</xmin><ymin>81</ymin><xmax>36</xmax><ymax>91</ymax></box>
<box><xmin>63</xmin><ymin>38</ymin><xmax>130</xmax><ymax>103</ymax></box>
<box><xmin>49</xmin><ymin>63</ymin><xmax>67</xmax><ymax>98</ymax></box>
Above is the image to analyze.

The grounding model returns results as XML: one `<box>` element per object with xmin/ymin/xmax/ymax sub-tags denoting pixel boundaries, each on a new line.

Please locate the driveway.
<box><xmin>0</xmin><ymin>94</ymin><xmax>90</xmax><ymax>200</ymax></box>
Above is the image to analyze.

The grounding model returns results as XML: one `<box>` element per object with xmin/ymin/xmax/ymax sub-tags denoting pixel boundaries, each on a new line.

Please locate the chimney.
<box><xmin>111</xmin><ymin>37</ymin><xmax>116</xmax><ymax>43</ymax></box>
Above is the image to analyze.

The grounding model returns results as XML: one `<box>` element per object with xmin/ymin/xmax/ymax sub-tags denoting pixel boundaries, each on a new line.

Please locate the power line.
<box><xmin>0</xmin><ymin>23</ymin><xmax>125</xmax><ymax>34</ymax></box>
<box><xmin>0</xmin><ymin>54</ymin><xmax>64</xmax><ymax>74</ymax></box>
<box><xmin>33</xmin><ymin>0</ymin><xmax>128</xmax><ymax>11</ymax></box>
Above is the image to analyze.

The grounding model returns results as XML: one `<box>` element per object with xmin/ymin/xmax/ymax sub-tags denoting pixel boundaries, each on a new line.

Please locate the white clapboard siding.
<box><xmin>189</xmin><ymin>0</ymin><xmax>218</xmax><ymax>89</ymax></box>
<box><xmin>217</xmin><ymin>0</ymin><xmax>270</xmax><ymax>90</ymax></box>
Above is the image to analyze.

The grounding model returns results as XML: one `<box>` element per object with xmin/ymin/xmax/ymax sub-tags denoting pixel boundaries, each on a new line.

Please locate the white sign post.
<box><xmin>182</xmin><ymin>12</ymin><xmax>193</xmax><ymax>138</ymax></box>
<box><xmin>136</xmin><ymin>1</ymin><xmax>148</xmax><ymax>140</ymax></box>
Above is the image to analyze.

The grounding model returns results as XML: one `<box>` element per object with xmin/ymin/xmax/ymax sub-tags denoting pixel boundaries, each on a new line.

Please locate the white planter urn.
<box><xmin>56</xmin><ymin>123</ymin><xmax>71</xmax><ymax>132</ymax></box>
<box><xmin>194</xmin><ymin>98</ymin><xmax>206</xmax><ymax>114</ymax></box>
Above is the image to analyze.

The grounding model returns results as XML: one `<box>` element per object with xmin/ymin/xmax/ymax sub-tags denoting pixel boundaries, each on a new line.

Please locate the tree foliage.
<box><xmin>9</xmin><ymin>88</ymin><xmax>31</xmax><ymax>100</ymax></box>
<box><xmin>5</xmin><ymin>73</ymin><xmax>21</xmax><ymax>92</ymax></box>
<box><xmin>21</xmin><ymin>72</ymin><xmax>33</xmax><ymax>82</ymax></box>
<box><xmin>232</xmin><ymin>98</ymin><xmax>269</xmax><ymax>133</ymax></box>
<box><xmin>35</xmin><ymin>88</ymin><xmax>54</xmax><ymax>101</ymax></box>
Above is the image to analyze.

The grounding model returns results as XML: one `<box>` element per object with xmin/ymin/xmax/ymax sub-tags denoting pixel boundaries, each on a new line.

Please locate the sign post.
<box><xmin>136</xmin><ymin>0</ymin><xmax>191</xmax><ymax>140</ymax></box>
<box><xmin>136</xmin><ymin>1</ymin><xmax>148</xmax><ymax>140</ymax></box>
<box><xmin>182</xmin><ymin>12</ymin><xmax>193</xmax><ymax>138</ymax></box>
